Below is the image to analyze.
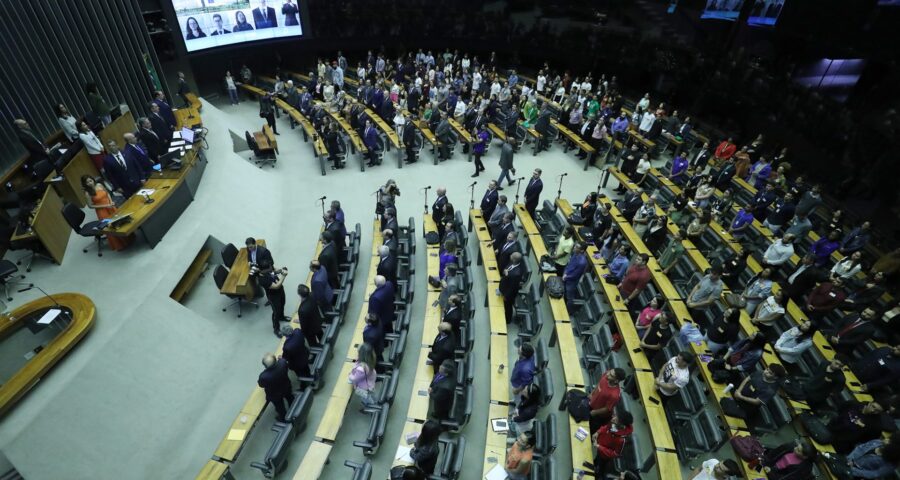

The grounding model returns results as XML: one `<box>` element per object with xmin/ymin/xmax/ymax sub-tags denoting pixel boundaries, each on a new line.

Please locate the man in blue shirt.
<box><xmin>729</xmin><ymin>206</ymin><xmax>755</xmax><ymax>239</ymax></box>
<box><xmin>750</xmin><ymin>183</ymin><xmax>777</xmax><ymax>221</ymax></box>
<box><xmin>563</xmin><ymin>242</ymin><xmax>590</xmax><ymax>312</ymax></box>
<box><xmin>840</xmin><ymin>221</ymin><xmax>871</xmax><ymax>255</ymax></box>
<box><xmin>606</xmin><ymin>246</ymin><xmax>631</xmax><ymax>282</ymax></box>
<box><xmin>510</xmin><ymin>342</ymin><xmax>536</xmax><ymax>403</ymax></box>
<box><xmin>611</xmin><ymin>112</ymin><xmax>629</xmax><ymax>140</ymax></box>
<box><xmin>763</xmin><ymin>192</ymin><xmax>796</xmax><ymax>235</ymax></box>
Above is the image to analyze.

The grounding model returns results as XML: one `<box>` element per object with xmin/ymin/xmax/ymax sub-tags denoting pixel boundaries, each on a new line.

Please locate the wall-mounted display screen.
<box><xmin>701</xmin><ymin>0</ymin><xmax>745</xmax><ymax>21</ymax></box>
<box><xmin>172</xmin><ymin>0</ymin><xmax>303</xmax><ymax>53</ymax></box>
<box><xmin>747</xmin><ymin>0</ymin><xmax>785</xmax><ymax>26</ymax></box>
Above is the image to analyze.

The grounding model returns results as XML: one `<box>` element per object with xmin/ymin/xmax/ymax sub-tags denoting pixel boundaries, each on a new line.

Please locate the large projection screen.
<box><xmin>172</xmin><ymin>0</ymin><xmax>304</xmax><ymax>53</ymax></box>
<box><xmin>748</xmin><ymin>0</ymin><xmax>785</xmax><ymax>26</ymax></box>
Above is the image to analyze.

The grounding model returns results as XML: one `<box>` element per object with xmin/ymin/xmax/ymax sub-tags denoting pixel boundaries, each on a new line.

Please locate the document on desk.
<box><xmin>226</xmin><ymin>429</ymin><xmax>246</xmax><ymax>441</ymax></box>
<box><xmin>172</xmin><ymin>131</ymin><xmax>183</xmax><ymax>139</ymax></box>
<box><xmin>137</xmin><ymin>189</ymin><xmax>156</xmax><ymax>197</ymax></box>
<box><xmin>484</xmin><ymin>464</ymin><xmax>508</xmax><ymax>480</ymax></box>
<box><xmin>37</xmin><ymin>309</ymin><xmax>61</xmax><ymax>325</ymax></box>
<box><xmin>394</xmin><ymin>445</ymin><xmax>413</xmax><ymax>463</ymax></box>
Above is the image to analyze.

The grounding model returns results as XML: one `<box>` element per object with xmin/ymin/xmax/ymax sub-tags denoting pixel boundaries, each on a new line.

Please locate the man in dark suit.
<box><xmin>712</xmin><ymin>158</ymin><xmax>737</xmax><ymax>191</ymax></box>
<box><xmin>690</xmin><ymin>142</ymin><xmax>712</xmax><ymax>170</ymax></box>
<box><xmin>435</xmin><ymin>117</ymin><xmax>452</xmax><ymax>160</ymax></box>
<box><xmin>138</xmin><ymin>117</ymin><xmax>166</xmax><ymax>161</ymax></box>
<box><xmin>210</xmin><ymin>14</ymin><xmax>230</xmax><ymax>35</ymax></box>
<box><xmin>382</xmin><ymin>208</ymin><xmax>399</xmax><ymax>236</ymax></box>
<box><xmin>282</xmin><ymin>0</ymin><xmax>300</xmax><ymax>26</ymax></box>
<box><xmin>534</xmin><ymin>106</ymin><xmax>552</xmax><ymax>152</ymax></box>
<box><xmin>428</xmin><ymin>322</ymin><xmax>457</xmax><ymax>376</ymax></box>
<box><xmin>368</xmin><ymin>275</ymin><xmax>396</xmax><ymax>334</ymax></box>
<box><xmin>280</xmin><ymin>325</ymin><xmax>311</xmax><ymax>378</ymax></box>
<box><xmin>246</xmin><ymin>237</ymin><xmax>274</xmax><ymax>275</ymax></box>
<box><xmin>102</xmin><ymin>140</ymin><xmax>148</xmax><ymax>199</ymax></box>
<box><xmin>152</xmin><ymin>91</ymin><xmax>177</xmax><ymax>128</ymax></box>
<box><xmin>782</xmin><ymin>255</ymin><xmax>826</xmax><ymax>304</ymax></box>
<box><xmin>429</xmin><ymin>359</ymin><xmax>457</xmax><ymax>421</ymax></box>
<box><xmin>323</xmin><ymin>211</ymin><xmax>344</xmax><ymax>257</ymax></box>
<box><xmin>309</xmin><ymin>260</ymin><xmax>333</xmax><ymax>313</ymax></box>
<box><xmin>496</xmin><ymin>231</ymin><xmax>521</xmax><ymax>272</ymax></box>
<box><xmin>257</xmin><ymin>353</ymin><xmax>294</xmax><ymax>422</ymax></box>
<box><xmin>442</xmin><ymin>293</ymin><xmax>463</xmax><ymax>337</ymax></box>
<box><xmin>500</xmin><ymin>252</ymin><xmax>525</xmax><ymax>324</ymax></box>
<box><xmin>402</xmin><ymin>119</ymin><xmax>417</xmax><ymax>164</ymax></box>
<box><xmin>317</xmin><ymin>232</ymin><xmax>340</xmax><ymax>289</ymax></box>
<box><xmin>123</xmin><ymin>133</ymin><xmax>155</xmax><ymax>169</ymax></box>
<box><xmin>363</xmin><ymin>120</ymin><xmax>379</xmax><ymax>167</ymax></box>
<box><xmin>363</xmin><ymin>313</ymin><xmax>385</xmax><ymax>363</ymax></box>
<box><xmin>481</xmin><ymin>180</ymin><xmax>500</xmax><ymax>221</ymax></box>
<box><xmin>524</xmin><ymin>169</ymin><xmax>543</xmax><ymax>219</ymax></box>
<box><xmin>492</xmin><ymin>213</ymin><xmax>515</xmax><ymax>252</ymax></box>
<box><xmin>376</xmin><ymin>245</ymin><xmax>397</xmax><ymax>288</ymax></box>
<box><xmin>382</xmin><ymin>229</ymin><xmax>398</xmax><ymax>257</ymax></box>
<box><xmin>177</xmin><ymin>72</ymin><xmax>191</xmax><ymax>108</ymax></box>
<box><xmin>13</xmin><ymin>119</ymin><xmax>49</xmax><ymax>163</ymax></box>
<box><xmin>149</xmin><ymin>103</ymin><xmax>173</xmax><ymax>143</ymax></box>
<box><xmin>259</xmin><ymin>267</ymin><xmax>288</xmax><ymax>336</ymax></box>
<box><xmin>252</xmin><ymin>0</ymin><xmax>278</xmax><ymax>29</ymax></box>
<box><xmin>432</xmin><ymin>187</ymin><xmax>448</xmax><ymax>238</ymax></box>
<box><xmin>296</xmin><ymin>285</ymin><xmax>323</xmax><ymax>347</ymax></box>
<box><xmin>825</xmin><ymin>308</ymin><xmax>878</xmax><ymax>357</ymax></box>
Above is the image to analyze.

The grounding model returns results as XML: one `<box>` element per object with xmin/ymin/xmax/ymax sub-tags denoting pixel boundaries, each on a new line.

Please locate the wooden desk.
<box><xmin>0</xmin><ymin>293</ymin><xmax>95</xmax><ymax>418</ymax></box>
<box><xmin>10</xmin><ymin>186</ymin><xmax>70</xmax><ymax>265</ymax></box>
<box><xmin>556</xmin><ymin>324</ymin><xmax>586</xmax><ymax>388</ymax></box>
<box><xmin>487</xmin><ymin>123</ymin><xmax>507</xmax><ymax>143</ymax></box>
<box><xmin>220</xmin><ymin>239</ymin><xmax>266</xmax><ymax>299</ymax></box>
<box><xmin>99</xmin><ymin>111</ymin><xmax>137</xmax><ymax>152</ymax></box>
<box><xmin>447</xmin><ymin>117</ymin><xmax>474</xmax><ymax>144</ymax></box>
<box><xmin>54</xmin><ymin>148</ymin><xmax>100</xmax><ymax>207</ymax></box>
<box><xmin>514</xmin><ymin>204</ymin><xmax>540</xmax><ymax>236</ymax></box>
<box><xmin>490</xmin><ymin>334</ymin><xmax>510</xmax><ymax>404</ymax></box>
<box><xmin>196</xmin><ymin>460</ymin><xmax>231</xmax><ymax>480</ymax></box>
<box><xmin>407</xmin><ymin>347</ymin><xmax>435</xmax><ymax>421</ymax></box>
<box><xmin>482</xmin><ymin>403</ymin><xmax>511</xmax><ymax>479</ymax></box>
<box><xmin>292</xmin><ymin>441</ymin><xmax>332</xmax><ymax>480</ymax></box>
<box><xmin>487</xmin><ymin>287</ymin><xmax>507</xmax><ymax>335</ymax></box>
<box><xmin>359</xmin><ymin>103</ymin><xmax>401</xmax><ymax>149</ymax></box>
<box><xmin>550</xmin><ymin>119</ymin><xmax>595</xmax><ymax>157</ymax></box>
<box><xmin>611</xmin><ymin>311</ymin><xmax>652</xmax><ymax>372</ymax></box>
<box><xmin>213</xmin><ymin>411</ymin><xmax>259</xmax><ymax>462</ymax></box>
<box><xmin>627</xmin><ymin>130</ymin><xmax>656</xmax><ymax>150</ymax></box>
<box><xmin>634</xmin><ymin>371</ymin><xmax>676</xmax><ymax>451</ymax></box>
<box><xmin>315</xmin><ymin>361</ymin><xmax>354</xmax><ymax>441</ymax></box>
<box><xmin>254</xmin><ymin>124</ymin><xmax>278</xmax><ymax>154</ymax></box>
<box><xmin>316</xmin><ymin>101</ymin><xmax>367</xmax><ymax>155</ymax></box>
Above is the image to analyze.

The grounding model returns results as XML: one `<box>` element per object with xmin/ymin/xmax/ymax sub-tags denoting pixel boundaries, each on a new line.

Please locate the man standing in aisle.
<box><xmin>524</xmin><ymin>169</ymin><xmax>543</xmax><ymax>219</ymax></box>
<box><xmin>258</xmin><ymin>353</ymin><xmax>294</xmax><ymax>422</ymax></box>
<box><xmin>497</xmin><ymin>139</ymin><xmax>517</xmax><ymax>189</ymax></box>
<box><xmin>432</xmin><ymin>187</ymin><xmax>448</xmax><ymax>238</ymax></box>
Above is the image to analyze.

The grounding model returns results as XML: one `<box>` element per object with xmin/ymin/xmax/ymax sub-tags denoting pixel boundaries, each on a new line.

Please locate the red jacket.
<box><xmin>715</xmin><ymin>141</ymin><xmax>736</xmax><ymax>160</ymax></box>
<box><xmin>595</xmin><ymin>423</ymin><xmax>633</xmax><ymax>459</ymax></box>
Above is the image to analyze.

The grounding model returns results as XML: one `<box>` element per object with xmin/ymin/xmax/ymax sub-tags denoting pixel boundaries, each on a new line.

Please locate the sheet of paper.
<box><xmin>394</xmin><ymin>445</ymin><xmax>413</xmax><ymax>463</ymax></box>
<box><xmin>137</xmin><ymin>189</ymin><xmax>155</xmax><ymax>196</ymax></box>
<box><xmin>226</xmin><ymin>429</ymin><xmax>246</xmax><ymax>441</ymax></box>
<box><xmin>484</xmin><ymin>463</ymin><xmax>508</xmax><ymax>480</ymax></box>
<box><xmin>37</xmin><ymin>309</ymin><xmax>61</xmax><ymax>325</ymax></box>
<box><xmin>172</xmin><ymin>131</ymin><xmax>182</xmax><ymax>139</ymax></box>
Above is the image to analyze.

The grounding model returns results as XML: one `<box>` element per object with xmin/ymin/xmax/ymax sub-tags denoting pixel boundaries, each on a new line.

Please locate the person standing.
<box><xmin>563</xmin><ymin>242</ymin><xmax>589</xmax><ymax>312</ymax></box>
<box><xmin>592</xmin><ymin>411</ymin><xmax>634</xmax><ymax>478</ymax></box>
<box><xmin>102</xmin><ymin>140</ymin><xmax>149</xmax><ymax>199</ymax></box>
<box><xmin>584</xmin><ymin>367</ymin><xmax>625</xmax><ymax>434</ymax></box>
<box><xmin>523</xmin><ymin>169</ymin><xmax>543</xmax><ymax>219</ymax></box>
<box><xmin>500</xmin><ymin>252</ymin><xmax>525</xmax><ymax>324</ymax></box>
<box><xmin>618</xmin><ymin>254</ymin><xmax>652</xmax><ymax>312</ymax></box>
<box><xmin>428</xmin><ymin>360</ymin><xmax>457</xmax><ymax>420</ymax></box>
<box><xmin>225</xmin><ymin>71</ymin><xmax>239</xmax><ymax>105</ymax></box>
<box><xmin>368</xmin><ymin>275</ymin><xmax>396</xmax><ymax>333</ymax></box>
<box><xmin>259</xmin><ymin>266</ymin><xmax>288</xmax><ymax>337</ymax></box>
<box><xmin>280</xmin><ymin>324</ymin><xmax>311</xmax><ymax>378</ymax></box>
<box><xmin>403</xmin><ymin>116</ymin><xmax>418</xmax><ymax>164</ymax></box>
<box><xmin>85</xmin><ymin>82</ymin><xmax>112</xmax><ymax>126</ymax></box>
<box><xmin>427</xmin><ymin>322</ymin><xmax>456</xmax><ymax>376</ymax></box>
<box><xmin>258</xmin><ymin>353</ymin><xmax>294</xmax><ymax>422</ymax></box>
<box><xmin>431</xmin><ymin>187</ymin><xmax>448</xmax><ymax>238</ymax></box>
<box><xmin>282</xmin><ymin>0</ymin><xmax>300</xmax><ymax>26</ymax></box>
<box><xmin>78</xmin><ymin>121</ymin><xmax>106</xmax><ymax>170</ymax></box>
<box><xmin>308</xmin><ymin>260</ymin><xmax>333</xmax><ymax>313</ymax></box>
<box><xmin>177</xmin><ymin>72</ymin><xmax>191</xmax><ymax>108</ymax></box>
<box><xmin>497</xmin><ymin>139</ymin><xmax>517</xmax><ymax>189</ymax></box>
<box><xmin>349</xmin><ymin>343</ymin><xmax>378</xmax><ymax>408</ymax></box>
<box><xmin>296</xmin><ymin>284</ymin><xmax>323</xmax><ymax>346</ymax></box>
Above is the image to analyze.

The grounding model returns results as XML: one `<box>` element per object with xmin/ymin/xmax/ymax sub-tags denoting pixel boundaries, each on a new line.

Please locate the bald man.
<box><xmin>368</xmin><ymin>275</ymin><xmax>396</xmax><ymax>333</ymax></box>
<box><xmin>257</xmin><ymin>353</ymin><xmax>294</xmax><ymax>422</ymax></box>
<box><xmin>14</xmin><ymin>119</ymin><xmax>49</xmax><ymax>162</ymax></box>
<box><xmin>123</xmin><ymin>133</ymin><xmax>154</xmax><ymax>171</ymax></box>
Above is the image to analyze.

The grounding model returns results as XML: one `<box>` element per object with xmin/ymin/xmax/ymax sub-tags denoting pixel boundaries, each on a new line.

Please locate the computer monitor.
<box><xmin>181</xmin><ymin>127</ymin><xmax>195</xmax><ymax>144</ymax></box>
<box><xmin>159</xmin><ymin>149</ymin><xmax>182</xmax><ymax>170</ymax></box>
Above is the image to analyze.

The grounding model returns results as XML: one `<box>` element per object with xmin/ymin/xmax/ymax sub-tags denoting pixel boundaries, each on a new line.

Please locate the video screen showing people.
<box><xmin>747</xmin><ymin>0</ymin><xmax>785</xmax><ymax>26</ymax></box>
<box><xmin>173</xmin><ymin>0</ymin><xmax>303</xmax><ymax>53</ymax></box>
<box><xmin>701</xmin><ymin>0</ymin><xmax>746</xmax><ymax>21</ymax></box>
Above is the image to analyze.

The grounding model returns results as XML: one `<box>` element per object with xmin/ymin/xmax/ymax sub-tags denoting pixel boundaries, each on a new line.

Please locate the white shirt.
<box><xmin>472</xmin><ymin>72</ymin><xmax>482</xmax><ymax>90</ymax></box>
<box><xmin>581</xmin><ymin>81</ymin><xmax>591</xmax><ymax>92</ymax></box>
<box><xmin>639</xmin><ymin>112</ymin><xmax>656</xmax><ymax>132</ymax></box>
<box><xmin>536</xmin><ymin>75</ymin><xmax>546</xmax><ymax>92</ymax></box>
<box><xmin>692</xmin><ymin>459</ymin><xmax>721</xmax><ymax>480</ymax></box>
<box><xmin>58</xmin><ymin>115</ymin><xmax>79</xmax><ymax>141</ymax></box>
<box><xmin>636</xmin><ymin>158</ymin><xmax>652</xmax><ymax>175</ymax></box>
<box><xmin>763</xmin><ymin>240</ymin><xmax>794</xmax><ymax>265</ymax></box>
<box><xmin>637</xmin><ymin>97</ymin><xmax>651</xmax><ymax>111</ymax></box>
<box><xmin>454</xmin><ymin>100</ymin><xmax>466</xmax><ymax>117</ymax></box>
<box><xmin>461</xmin><ymin>58</ymin><xmax>470</xmax><ymax>70</ymax></box>
<box><xmin>659</xmin><ymin>356</ymin><xmax>689</xmax><ymax>396</ymax></box>
<box><xmin>754</xmin><ymin>295</ymin><xmax>784</xmax><ymax>326</ymax></box>
<box><xmin>831</xmin><ymin>258</ymin><xmax>862</xmax><ymax>280</ymax></box>
<box><xmin>79</xmin><ymin>131</ymin><xmax>104</xmax><ymax>154</ymax></box>
<box><xmin>357</xmin><ymin>66</ymin><xmax>366</xmax><ymax>79</ymax></box>
<box><xmin>225</xmin><ymin>76</ymin><xmax>236</xmax><ymax>90</ymax></box>
<box><xmin>490</xmin><ymin>82</ymin><xmax>501</xmax><ymax>97</ymax></box>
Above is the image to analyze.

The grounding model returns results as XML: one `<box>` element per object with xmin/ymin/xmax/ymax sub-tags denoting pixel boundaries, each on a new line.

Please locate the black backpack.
<box><xmin>546</xmin><ymin>275</ymin><xmax>564</xmax><ymax>298</ymax></box>
<box><xmin>562</xmin><ymin>389</ymin><xmax>591</xmax><ymax>422</ymax></box>
<box><xmin>424</xmin><ymin>231</ymin><xmax>440</xmax><ymax>245</ymax></box>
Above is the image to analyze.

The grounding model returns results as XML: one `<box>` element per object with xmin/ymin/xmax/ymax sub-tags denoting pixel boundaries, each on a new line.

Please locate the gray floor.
<box><xmin>0</xmin><ymin>96</ymin><xmax>634</xmax><ymax>480</ymax></box>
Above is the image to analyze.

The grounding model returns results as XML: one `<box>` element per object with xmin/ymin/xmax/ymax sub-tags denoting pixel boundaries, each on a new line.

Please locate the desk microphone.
<box><xmin>559</xmin><ymin>173</ymin><xmax>568</xmax><ymax>177</ymax></box>
<box><xmin>423</xmin><ymin>185</ymin><xmax>432</xmax><ymax>190</ymax></box>
<box><xmin>469</xmin><ymin>181</ymin><xmax>477</xmax><ymax>187</ymax></box>
<box><xmin>517</xmin><ymin>176</ymin><xmax>526</xmax><ymax>181</ymax></box>
<box><xmin>318</xmin><ymin>195</ymin><xmax>327</xmax><ymax>200</ymax></box>
<box><xmin>17</xmin><ymin>284</ymin><xmax>71</xmax><ymax>322</ymax></box>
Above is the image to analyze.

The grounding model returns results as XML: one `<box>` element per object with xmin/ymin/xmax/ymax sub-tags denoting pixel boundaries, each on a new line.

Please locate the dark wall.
<box><xmin>0</xmin><ymin>0</ymin><xmax>167</xmax><ymax>170</ymax></box>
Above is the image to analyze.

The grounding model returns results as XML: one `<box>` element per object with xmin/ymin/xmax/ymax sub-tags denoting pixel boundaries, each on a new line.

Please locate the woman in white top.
<box><xmin>56</xmin><ymin>104</ymin><xmax>79</xmax><ymax>142</ymax></box>
<box><xmin>742</xmin><ymin>268</ymin><xmax>773</xmax><ymax>315</ymax></box>
<box><xmin>392</xmin><ymin>106</ymin><xmax>406</xmax><ymax>138</ymax></box>
<box><xmin>224</xmin><ymin>71</ymin><xmax>238</xmax><ymax>105</ymax></box>
<box><xmin>536</xmin><ymin>73</ymin><xmax>546</xmax><ymax>93</ymax></box>
<box><xmin>635</xmin><ymin>154</ymin><xmax>652</xmax><ymax>186</ymax></box>
<box><xmin>689</xmin><ymin>458</ymin><xmax>740</xmax><ymax>480</ymax></box>
<box><xmin>78</xmin><ymin>121</ymin><xmax>105</xmax><ymax>170</ymax></box>
<box><xmin>774</xmin><ymin>321</ymin><xmax>816</xmax><ymax>364</ymax></box>
<box><xmin>322</xmin><ymin>81</ymin><xmax>335</xmax><ymax>104</ymax></box>
<box><xmin>831</xmin><ymin>251</ymin><xmax>864</xmax><ymax>281</ymax></box>
<box><xmin>751</xmin><ymin>290</ymin><xmax>786</xmax><ymax>330</ymax></box>
<box><xmin>694</xmin><ymin>178</ymin><xmax>715</xmax><ymax>209</ymax></box>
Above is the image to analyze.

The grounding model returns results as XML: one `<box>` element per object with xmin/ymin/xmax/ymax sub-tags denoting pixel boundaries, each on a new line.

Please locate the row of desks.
<box><xmin>239</xmin><ymin>83</ymin><xmax>329</xmax><ymax>159</ymax></box>
<box><xmin>513</xmin><ymin>204</ymin><xmax>602</xmax><ymax>478</ymax></box>
<box><xmin>552</xmin><ymin>200</ymin><xmax>682</xmax><ymax>479</ymax></box>
<box><xmin>289</xmin><ymin>220</ymin><xmax>383</xmax><ymax>479</ymax></box>
<box><xmin>470</xmin><ymin>209</ymin><xmax>514</xmax><ymax>479</ymax></box>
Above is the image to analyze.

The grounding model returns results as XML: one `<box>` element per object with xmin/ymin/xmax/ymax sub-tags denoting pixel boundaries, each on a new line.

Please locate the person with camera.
<box><xmin>256</xmin><ymin>264</ymin><xmax>288</xmax><ymax>337</ymax></box>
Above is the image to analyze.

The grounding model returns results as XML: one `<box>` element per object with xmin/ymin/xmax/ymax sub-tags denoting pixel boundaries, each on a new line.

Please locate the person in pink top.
<box><xmin>635</xmin><ymin>295</ymin><xmax>664</xmax><ymax>337</ymax></box>
<box><xmin>348</xmin><ymin>343</ymin><xmax>378</xmax><ymax>408</ymax></box>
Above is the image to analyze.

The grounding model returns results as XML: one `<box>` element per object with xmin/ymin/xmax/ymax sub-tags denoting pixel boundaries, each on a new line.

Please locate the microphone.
<box><xmin>469</xmin><ymin>181</ymin><xmax>477</xmax><ymax>187</ymax></box>
<box><xmin>517</xmin><ymin>177</ymin><xmax>526</xmax><ymax>181</ymax></box>
<box><xmin>17</xmin><ymin>285</ymin><xmax>69</xmax><ymax>322</ymax></box>
<box><xmin>424</xmin><ymin>185</ymin><xmax>432</xmax><ymax>190</ymax></box>
<box><xmin>559</xmin><ymin>173</ymin><xmax>568</xmax><ymax>177</ymax></box>
<box><xmin>318</xmin><ymin>196</ymin><xmax>327</xmax><ymax>200</ymax></box>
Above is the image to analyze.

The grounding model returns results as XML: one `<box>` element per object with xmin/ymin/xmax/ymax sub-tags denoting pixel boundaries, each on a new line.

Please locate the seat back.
<box><xmin>445</xmin><ymin>435</ymin><xmax>466</xmax><ymax>479</ymax></box>
<box><xmin>343</xmin><ymin>459</ymin><xmax>373</xmax><ymax>480</ymax></box>
<box><xmin>285</xmin><ymin>388</ymin><xmax>313</xmax><ymax>431</ymax></box>
<box><xmin>221</xmin><ymin>243</ymin><xmax>238</xmax><ymax>268</ymax></box>
<box><xmin>536</xmin><ymin>369</ymin><xmax>554</xmax><ymax>407</ymax></box>
<box><xmin>213</xmin><ymin>264</ymin><xmax>229</xmax><ymax>289</ymax></box>
<box><xmin>534</xmin><ymin>337</ymin><xmax>549</xmax><ymax>372</ymax></box>
<box><xmin>61</xmin><ymin>202</ymin><xmax>86</xmax><ymax>231</ymax></box>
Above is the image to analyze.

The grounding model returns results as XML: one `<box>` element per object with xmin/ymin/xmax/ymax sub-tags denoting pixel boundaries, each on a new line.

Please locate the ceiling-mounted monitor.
<box><xmin>701</xmin><ymin>0</ymin><xmax>745</xmax><ymax>21</ymax></box>
<box><xmin>172</xmin><ymin>0</ymin><xmax>304</xmax><ymax>53</ymax></box>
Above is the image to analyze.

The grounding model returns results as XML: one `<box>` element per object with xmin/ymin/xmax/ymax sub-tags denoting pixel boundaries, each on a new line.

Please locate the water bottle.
<box><xmin>723</xmin><ymin>383</ymin><xmax>735</xmax><ymax>394</ymax></box>
<box><xmin>498</xmin><ymin>363</ymin><xmax>505</xmax><ymax>373</ymax></box>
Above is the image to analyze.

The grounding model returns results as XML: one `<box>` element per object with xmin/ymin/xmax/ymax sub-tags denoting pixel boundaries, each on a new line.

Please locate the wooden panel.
<box><xmin>213</xmin><ymin>411</ymin><xmax>259</xmax><ymax>461</ymax></box>
<box><xmin>0</xmin><ymin>293</ymin><xmax>95</xmax><ymax>418</ymax></box>
<box><xmin>292</xmin><ymin>441</ymin><xmax>332</xmax><ymax>480</ymax></box>
<box><xmin>514</xmin><ymin>204</ymin><xmax>540</xmax><ymax>236</ymax></box>
<box><xmin>482</xmin><ymin>403</ymin><xmax>511</xmax><ymax>479</ymax></box>
<box><xmin>407</xmin><ymin>347</ymin><xmax>434</xmax><ymax>422</ymax></box>
<box><xmin>315</xmin><ymin>361</ymin><xmax>354</xmax><ymax>441</ymax></box>
<box><xmin>490</xmin><ymin>334</ymin><xmax>510</xmax><ymax>404</ymax></box>
<box><xmin>634</xmin><ymin>371</ymin><xmax>676</xmax><ymax>451</ymax></box>
<box><xmin>30</xmin><ymin>186</ymin><xmax>70</xmax><ymax>264</ymax></box>
<box><xmin>98</xmin><ymin>111</ymin><xmax>136</xmax><ymax>150</ymax></box>
<box><xmin>56</xmin><ymin>149</ymin><xmax>100</xmax><ymax>207</ymax></box>
<box><xmin>220</xmin><ymin>239</ymin><xmax>266</xmax><ymax>298</ymax></box>
<box><xmin>195</xmin><ymin>460</ymin><xmax>229</xmax><ymax>480</ymax></box>
<box><xmin>556</xmin><ymin>323</ymin><xmax>586</xmax><ymax>388</ymax></box>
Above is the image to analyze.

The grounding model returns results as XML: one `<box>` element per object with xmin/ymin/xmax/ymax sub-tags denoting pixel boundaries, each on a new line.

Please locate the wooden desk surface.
<box><xmin>315</xmin><ymin>361</ymin><xmax>354</xmax><ymax>441</ymax></box>
<box><xmin>423</xmin><ymin>292</ymin><xmax>443</xmax><ymax>336</ymax></box>
<box><xmin>555</xmin><ymin>323</ymin><xmax>586</xmax><ymax>388</ymax></box>
<box><xmin>402</xmin><ymin>110</ymin><xmax>440</xmax><ymax>145</ymax></box>
<box><xmin>513</xmin><ymin>204</ymin><xmax>540</xmax><ymax>236</ymax></box>
<box><xmin>392</xmin><ymin>421</ymin><xmax>424</xmax><ymax>468</ymax></box>
<box><xmin>315</xmin><ymin>101</ymin><xmax>367</xmax><ymax>153</ymax></box>
<box><xmin>482</xmin><ymin>403</ymin><xmax>511</xmax><ymax>479</ymax></box>
<box><xmin>220</xmin><ymin>239</ymin><xmax>266</xmax><ymax>297</ymax></box>
<box><xmin>361</xmin><ymin>104</ymin><xmax>401</xmax><ymax>148</ymax></box>
<box><xmin>196</xmin><ymin>460</ymin><xmax>229</xmax><ymax>480</ymax></box>
<box><xmin>612</xmin><ymin>311</ymin><xmax>652</xmax><ymax>372</ymax></box>
<box><xmin>292</xmin><ymin>441</ymin><xmax>332</xmax><ymax>480</ymax></box>
<box><xmin>0</xmin><ymin>293</ymin><xmax>96</xmax><ymax>418</ymax></box>
<box><xmin>487</xmin><ymin>123</ymin><xmax>507</xmax><ymax>142</ymax></box>
<box><xmin>550</xmin><ymin>119</ymin><xmax>595</xmax><ymax>153</ymax></box>
<box><xmin>490</xmin><ymin>334</ymin><xmax>510</xmax><ymax>404</ymax></box>
<box><xmin>407</xmin><ymin>347</ymin><xmax>435</xmax><ymax>421</ymax></box>
<box><xmin>447</xmin><ymin>117</ymin><xmax>474</xmax><ymax>143</ymax></box>
<box><xmin>569</xmin><ymin>416</ymin><xmax>596</xmax><ymax>476</ymax></box>
<box><xmin>11</xmin><ymin>185</ymin><xmax>70</xmax><ymax>264</ymax></box>
<box><xmin>634</xmin><ymin>371</ymin><xmax>676</xmax><ymax>451</ymax></box>
<box><xmin>254</xmin><ymin>124</ymin><xmax>278</xmax><ymax>153</ymax></box>
<box><xmin>213</xmin><ymin>411</ymin><xmax>259</xmax><ymax>461</ymax></box>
